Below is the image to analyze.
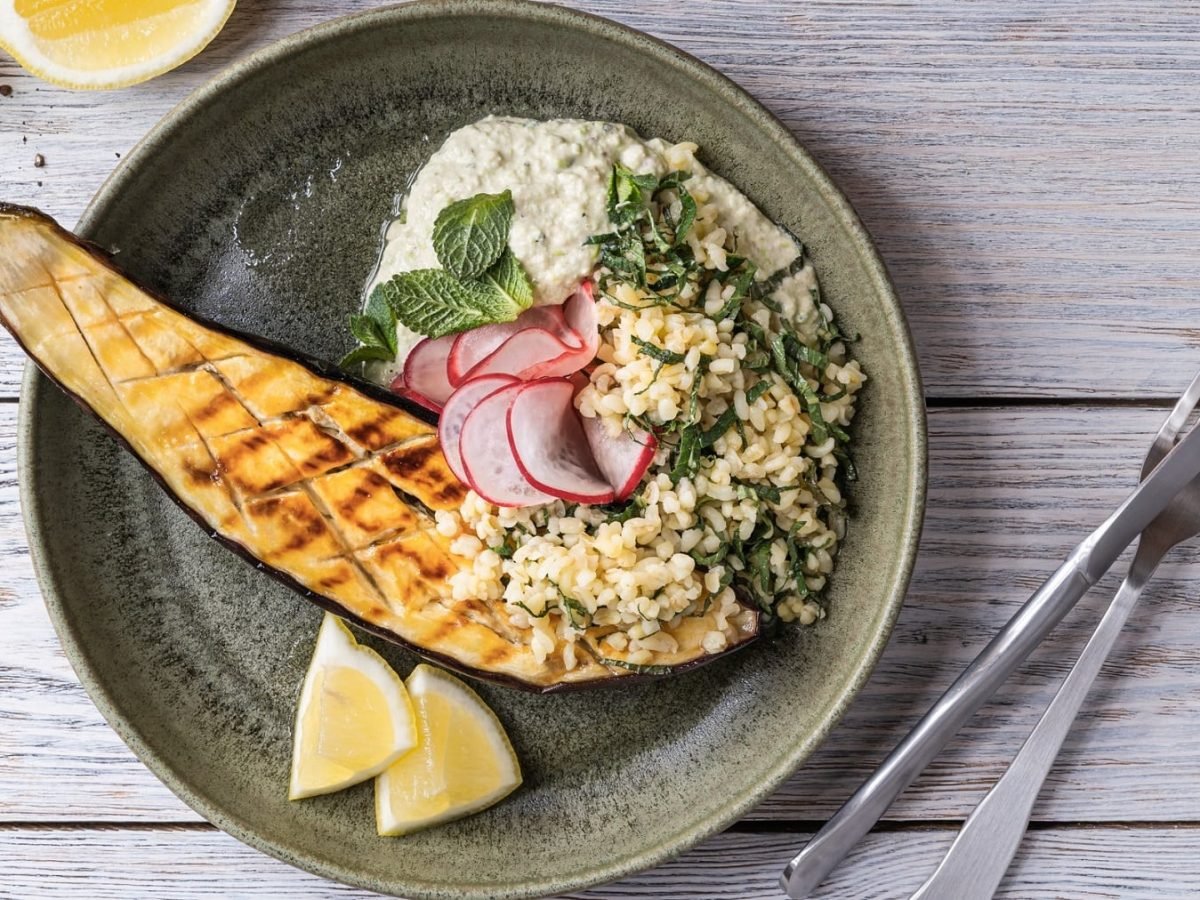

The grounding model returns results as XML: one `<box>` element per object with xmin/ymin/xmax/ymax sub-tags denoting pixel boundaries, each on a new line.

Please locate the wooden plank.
<box><xmin>4</xmin><ymin>0</ymin><xmax>1200</xmax><ymax>400</ymax></box>
<box><xmin>0</xmin><ymin>404</ymin><xmax>195</xmax><ymax>821</ymax></box>
<box><xmin>5</xmin><ymin>404</ymin><xmax>1200</xmax><ymax>824</ymax></box>
<box><xmin>1</xmin><ymin>824</ymin><xmax>1199</xmax><ymax>899</ymax></box>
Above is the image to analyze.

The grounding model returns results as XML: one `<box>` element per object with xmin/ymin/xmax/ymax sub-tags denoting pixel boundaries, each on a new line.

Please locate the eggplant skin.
<box><xmin>0</xmin><ymin>204</ymin><xmax>760</xmax><ymax>692</ymax></box>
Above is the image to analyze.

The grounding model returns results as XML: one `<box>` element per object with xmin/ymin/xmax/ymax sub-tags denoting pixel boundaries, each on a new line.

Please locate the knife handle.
<box><xmin>779</xmin><ymin>373</ymin><xmax>1200</xmax><ymax>899</ymax></box>
<box><xmin>908</xmin><ymin>542</ymin><xmax>1159</xmax><ymax>900</ymax></box>
<box><xmin>779</xmin><ymin>552</ymin><xmax>1096</xmax><ymax>899</ymax></box>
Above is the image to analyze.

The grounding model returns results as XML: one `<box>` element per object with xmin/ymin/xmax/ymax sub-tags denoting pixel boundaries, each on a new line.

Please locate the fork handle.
<box><xmin>779</xmin><ymin>558</ymin><xmax>1095</xmax><ymax>898</ymax></box>
<box><xmin>909</xmin><ymin>542</ymin><xmax>1162</xmax><ymax>900</ymax></box>
<box><xmin>780</xmin><ymin>412</ymin><xmax>1200</xmax><ymax>899</ymax></box>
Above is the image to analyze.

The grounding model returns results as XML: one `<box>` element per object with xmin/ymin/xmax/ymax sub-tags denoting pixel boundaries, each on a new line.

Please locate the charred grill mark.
<box><xmin>377</xmin><ymin>539</ymin><xmax>454</xmax><ymax>582</ymax></box>
<box><xmin>293</xmin><ymin>479</ymin><xmax>391</xmax><ymax>609</ymax></box>
<box><xmin>280</xmin><ymin>505</ymin><xmax>332</xmax><ymax>555</ymax></box>
<box><xmin>317</xmin><ymin>568</ymin><xmax>352</xmax><ymax>591</ymax></box>
<box><xmin>426</xmin><ymin>608</ymin><xmax>472</xmax><ymax>644</ymax></box>
<box><xmin>379</xmin><ymin>440</ymin><xmax>468</xmax><ymax>510</ymax></box>
<box><xmin>253</xmin><ymin>495</ymin><xmax>283</xmax><ymax>516</ymax></box>
<box><xmin>191</xmin><ymin>385</ymin><xmax>246</xmax><ymax>428</ymax></box>
<box><xmin>182</xmin><ymin>458</ymin><xmax>220</xmax><ymax>486</ymax></box>
<box><xmin>230</xmin><ymin>429</ymin><xmax>269</xmax><ymax>455</ymax></box>
<box><xmin>432</xmin><ymin>480</ymin><xmax>469</xmax><ymax>507</ymax></box>
<box><xmin>345</xmin><ymin>409</ymin><xmax>403</xmax><ymax>450</ymax></box>
<box><xmin>481</xmin><ymin>643</ymin><xmax>514</xmax><ymax>665</ymax></box>
<box><xmin>215</xmin><ymin>430</ymin><xmax>302</xmax><ymax>496</ymax></box>
<box><xmin>382</xmin><ymin>439</ymin><xmax>439</xmax><ymax>478</ymax></box>
<box><xmin>298</xmin><ymin>435</ymin><xmax>355</xmax><ymax>475</ymax></box>
<box><xmin>262</xmin><ymin>417</ymin><xmax>357</xmax><ymax>479</ymax></box>
<box><xmin>335</xmin><ymin>470</ymin><xmax>390</xmax><ymax>517</ymax></box>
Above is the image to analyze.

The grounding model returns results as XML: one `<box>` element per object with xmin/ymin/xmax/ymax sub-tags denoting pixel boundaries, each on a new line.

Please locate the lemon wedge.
<box><xmin>0</xmin><ymin>0</ymin><xmax>236</xmax><ymax>90</ymax></box>
<box><xmin>375</xmin><ymin>664</ymin><xmax>522</xmax><ymax>836</ymax></box>
<box><xmin>289</xmin><ymin>614</ymin><xmax>417</xmax><ymax>801</ymax></box>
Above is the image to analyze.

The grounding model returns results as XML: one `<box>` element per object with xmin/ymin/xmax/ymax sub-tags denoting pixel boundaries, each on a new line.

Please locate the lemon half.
<box><xmin>0</xmin><ymin>0</ymin><xmax>236</xmax><ymax>90</ymax></box>
<box><xmin>289</xmin><ymin>614</ymin><xmax>417</xmax><ymax>801</ymax></box>
<box><xmin>375</xmin><ymin>664</ymin><xmax>522</xmax><ymax>836</ymax></box>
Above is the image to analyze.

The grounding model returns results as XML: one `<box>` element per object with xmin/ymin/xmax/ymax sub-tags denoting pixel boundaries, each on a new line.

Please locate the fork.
<box><xmin>780</xmin><ymin>370</ymin><xmax>1200</xmax><ymax>900</ymax></box>
<box><xmin>908</xmin><ymin>373</ymin><xmax>1200</xmax><ymax>900</ymax></box>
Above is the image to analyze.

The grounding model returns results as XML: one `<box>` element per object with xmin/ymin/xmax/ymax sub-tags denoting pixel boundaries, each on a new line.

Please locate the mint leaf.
<box><xmin>476</xmin><ymin>248</ymin><xmax>533</xmax><ymax>312</ymax></box>
<box><xmin>363</xmin><ymin>286</ymin><xmax>398</xmax><ymax>354</ymax></box>
<box><xmin>377</xmin><ymin>269</ymin><xmax>522</xmax><ymax>339</ymax></box>
<box><xmin>607</xmin><ymin>164</ymin><xmax>657</xmax><ymax>226</ymax></box>
<box><xmin>339</xmin><ymin>343</ymin><xmax>394</xmax><ymax>369</ymax></box>
<box><xmin>348</xmin><ymin>313</ymin><xmax>388</xmax><ymax>349</ymax></box>
<box><xmin>431</xmin><ymin>190</ymin><xmax>514</xmax><ymax>280</ymax></box>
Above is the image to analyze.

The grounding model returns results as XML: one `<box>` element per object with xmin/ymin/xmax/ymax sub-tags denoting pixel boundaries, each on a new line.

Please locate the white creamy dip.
<box><xmin>366</xmin><ymin>116</ymin><xmax>819</xmax><ymax>378</ymax></box>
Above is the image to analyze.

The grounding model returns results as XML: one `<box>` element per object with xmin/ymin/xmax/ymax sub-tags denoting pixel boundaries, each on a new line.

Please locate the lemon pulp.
<box><xmin>1</xmin><ymin>0</ymin><xmax>236</xmax><ymax>89</ymax></box>
<box><xmin>289</xmin><ymin>614</ymin><xmax>417</xmax><ymax>801</ymax></box>
<box><xmin>376</xmin><ymin>664</ymin><xmax>521</xmax><ymax>835</ymax></box>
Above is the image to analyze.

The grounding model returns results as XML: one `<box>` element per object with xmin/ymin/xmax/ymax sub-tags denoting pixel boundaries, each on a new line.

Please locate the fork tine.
<box><xmin>1143</xmin><ymin>369</ymin><xmax>1200</xmax><ymax>478</ymax></box>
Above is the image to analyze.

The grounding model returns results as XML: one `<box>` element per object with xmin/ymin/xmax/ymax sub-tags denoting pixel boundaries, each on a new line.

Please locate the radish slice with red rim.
<box><xmin>448</xmin><ymin>306</ymin><xmax>582</xmax><ymax>385</ymax></box>
<box><xmin>563</xmin><ymin>282</ymin><xmax>599</xmax><ymax>354</ymax></box>
<box><xmin>519</xmin><ymin>283</ymin><xmax>601</xmax><ymax>380</ymax></box>
<box><xmin>581</xmin><ymin>414</ymin><xmax>658</xmax><ymax>501</ymax></box>
<box><xmin>507</xmin><ymin>378</ymin><xmax>616</xmax><ymax>505</ymax></box>
<box><xmin>438</xmin><ymin>374</ymin><xmax>518</xmax><ymax>483</ymax></box>
<box><xmin>460</xmin><ymin>382</ymin><xmax>555</xmax><ymax>508</ymax></box>
<box><xmin>464</xmin><ymin>327</ymin><xmax>578</xmax><ymax>381</ymax></box>
<box><xmin>401</xmin><ymin>334</ymin><xmax>456</xmax><ymax>412</ymax></box>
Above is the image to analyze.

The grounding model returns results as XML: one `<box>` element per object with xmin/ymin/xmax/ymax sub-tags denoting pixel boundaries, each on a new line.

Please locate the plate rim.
<box><xmin>18</xmin><ymin>1</ymin><xmax>928</xmax><ymax>896</ymax></box>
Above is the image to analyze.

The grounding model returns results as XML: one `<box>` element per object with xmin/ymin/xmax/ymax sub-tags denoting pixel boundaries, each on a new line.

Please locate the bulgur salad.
<box><xmin>343</xmin><ymin>117</ymin><xmax>865</xmax><ymax>679</ymax></box>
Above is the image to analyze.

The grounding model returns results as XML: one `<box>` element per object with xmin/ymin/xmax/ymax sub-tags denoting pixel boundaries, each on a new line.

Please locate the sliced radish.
<box><xmin>464</xmin><ymin>327</ymin><xmax>579</xmax><ymax>381</ymax></box>
<box><xmin>460</xmin><ymin>383</ymin><xmax>555</xmax><ymax>508</ymax></box>
<box><xmin>582</xmin><ymin>414</ymin><xmax>658</xmax><ymax>501</ymax></box>
<box><xmin>447</xmin><ymin>306</ymin><xmax>582</xmax><ymax>385</ymax></box>
<box><xmin>507</xmin><ymin>379</ymin><xmax>615</xmax><ymax>505</ymax></box>
<box><xmin>438</xmin><ymin>374</ymin><xmax>519</xmax><ymax>483</ymax></box>
<box><xmin>520</xmin><ymin>284</ymin><xmax>601</xmax><ymax>380</ymax></box>
<box><xmin>401</xmin><ymin>335</ymin><xmax>456</xmax><ymax>412</ymax></box>
<box><xmin>563</xmin><ymin>282</ymin><xmax>599</xmax><ymax>351</ymax></box>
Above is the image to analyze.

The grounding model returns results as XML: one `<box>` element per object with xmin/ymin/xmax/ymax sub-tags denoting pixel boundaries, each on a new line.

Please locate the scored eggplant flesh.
<box><xmin>0</xmin><ymin>204</ymin><xmax>760</xmax><ymax>692</ymax></box>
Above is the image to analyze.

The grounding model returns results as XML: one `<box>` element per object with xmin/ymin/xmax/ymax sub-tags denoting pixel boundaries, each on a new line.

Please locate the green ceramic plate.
<box><xmin>19</xmin><ymin>2</ymin><xmax>925</xmax><ymax>897</ymax></box>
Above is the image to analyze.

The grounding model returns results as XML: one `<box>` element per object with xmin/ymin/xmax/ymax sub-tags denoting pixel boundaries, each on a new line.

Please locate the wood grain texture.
<box><xmin>1</xmin><ymin>825</ymin><xmax>1199</xmax><ymax>899</ymax></box>
<box><xmin>5</xmin><ymin>1</ymin><xmax>1200</xmax><ymax>896</ymax></box>
<box><xmin>6</xmin><ymin>405</ymin><xmax>1200</xmax><ymax>825</ymax></box>
<box><xmin>3</xmin><ymin>0</ymin><xmax>1200</xmax><ymax>400</ymax></box>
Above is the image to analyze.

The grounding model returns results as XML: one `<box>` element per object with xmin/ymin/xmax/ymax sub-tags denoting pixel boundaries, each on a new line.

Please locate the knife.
<box><xmin>780</xmin><ymin>394</ymin><xmax>1200</xmax><ymax>898</ymax></box>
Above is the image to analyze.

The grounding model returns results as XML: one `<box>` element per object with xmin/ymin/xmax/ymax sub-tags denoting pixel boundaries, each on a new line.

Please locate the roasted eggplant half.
<box><xmin>0</xmin><ymin>204</ymin><xmax>759</xmax><ymax>692</ymax></box>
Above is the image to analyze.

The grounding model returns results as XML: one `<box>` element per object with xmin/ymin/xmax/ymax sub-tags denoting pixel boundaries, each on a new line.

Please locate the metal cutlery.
<box><xmin>780</xmin><ymin>370</ymin><xmax>1200</xmax><ymax>900</ymax></box>
<box><xmin>908</xmin><ymin>371</ymin><xmax>1200</xmax><ymax>899</ymax></box>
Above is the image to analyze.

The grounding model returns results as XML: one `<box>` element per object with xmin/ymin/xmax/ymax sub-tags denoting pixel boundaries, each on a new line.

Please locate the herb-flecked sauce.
<box><xmin>366</xmin><ymin>116</ymin><xmax>818</xmax><ymax>382</ymax></box>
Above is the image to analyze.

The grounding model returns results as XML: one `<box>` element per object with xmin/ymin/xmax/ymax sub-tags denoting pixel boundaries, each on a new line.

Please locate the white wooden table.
<box><xmin>3</xmin><ymin>2</ymin><xmax>1200</xmax><ymax>897</ymax></box>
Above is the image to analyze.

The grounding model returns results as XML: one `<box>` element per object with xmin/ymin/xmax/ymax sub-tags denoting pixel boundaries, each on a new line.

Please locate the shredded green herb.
<box><xmin>699</xmin><ymin>407</ymin><xmax>738</xmax><ymax>448</ymax></box>
<box><xmin>746</xmin><ymin>379</ymin><xmax>772</xmax><ymax>404</ymax></box>
<box><xmin>631</xmin><ymin>336</ymin><xmax>686</xmax><ymax>364</ymax></box>
<box><xmin>670</xmin><ymin>425</ymin><xmax>702</xmax><ymax>484</ymax></box>
<box><xmin>490</xmin><ymin>538</ymin><xmax>517</xmax><ymax>559</ymax></box>
<box><xmin>599</xmin><ymin>658</ymin><xmax>672</xmax><ymax>675</ymax></box>
<box><xmin>555</xmin><ymin>585</ymin><xmax>591</xmax><ymax>630</ymax></box>
<box><xmin>514</xmin><ymin>600</ymin><xmax>549</xmax><ymax>618</ymax></box>
<box><xmin>598</xmin><ymin>495</ymin><xmax>647</xmax><ymax>524</ymax></box>
<box><xmin>579</xmin><ymin>162</ymin><xmax>860</xmax><ymax>621</ymax></box>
